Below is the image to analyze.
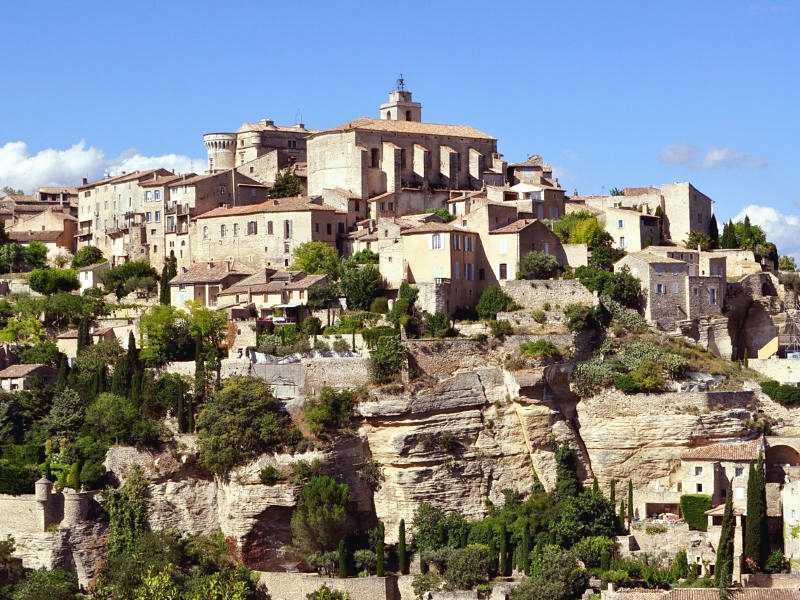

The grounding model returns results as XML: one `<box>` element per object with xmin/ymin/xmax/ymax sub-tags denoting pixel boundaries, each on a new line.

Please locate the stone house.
<box><xmin>614</xmin><ymin>251</ymin><xmax>724</xmax><ymax>331</ymax></box>
<box><xmin>36</xmin><ymin>186</ymin><xmax>78</xmax><ymax>208</ymax></box>
<box><xmin>169</xmin><ymin>260</ymin><xmax>254</xmax><ymax>309</ymax></box>
<box><xmin>192</xmin><ymin>196</ymin><xmax>345</xmax><ymax>270</ymax></box>
<box><xmin>0</xmin><ymin>364</ymin><xmax>56</xmax><ymax>391</ymax></box>
<box><xmin>7</xmin><ymin>208</ymin><xmax>77</xmax><ymax>259</ymax></box>
<box><xmin>76</xmin><ymin>261</ymin><xmax>110</xmax><ymax>292</ymax></box>
<box><xmin>56</xmin><ymin>326</ymin><xmax>116</xmax><ymax>360</ymax></box>
<box><xmin>216</xmin><ymin>269</ymin><xmax>327</xmax><ymax>323</ymax></box>
<box><xmin>307</xmin><ymin>87</ymin><xmax>497</xmax><ymax>200</ymax></box>
<box><xmin>599</xmin><ymin>206</ymin><xmax>661</xmax><ymax>252</ymax></box>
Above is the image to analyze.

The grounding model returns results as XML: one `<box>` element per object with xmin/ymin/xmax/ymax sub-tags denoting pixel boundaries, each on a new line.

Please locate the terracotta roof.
<box><xmin>0</xmin><ymin>363</ymin><xmax>50</xmax><ymax>378</ymax></box>
<box><xmin>401</xmin><ymin>221</ymin><xmax>475</xmax><ymax>235</ymax></box>
<box><xmin>196</xmin><ymin>196</ymin><xmax>341</xmax><ymax>219</ymax></box>
<box><xmin>140</xmin><ymin>174</ymin><xmax>192</xmax><ymax>188</ymax></box>
<box><xmin>622</xmin><ymin>251</ymin><xmax>687</xmax><ymax>265</ymax></box>
<box><xmin>8</xmin><ymin>230</ymin><xmax>64</xmax><ymax>242</ymax></box>
<box><xmin>170</xmin><ymin>261</ymin><xmax>254</xmax><ymax>285</ymax></box>
<box><xmin>167</xmin><ymin>172</ymin><xmax>220</xmax><ymax>187</ymax></box>
<box><xmin>38</xmin><ymin>187</ymin><xmax>78</xmax><ymax>195</ymax></box>
<box><xmin>680</xmin><ymin>439</ymin><xmax>762</xmax><ymax>462</ymax></box>
<box><xmin>219</xmin><ymin>270</ymin><xmax>326</xmax><ymax>295</ymax></box>
<box><xmin>647</xmin><ymin>245</ymin><xmax>698</xmax><ymax>254</ymax></box>
<box><xmin>315</xmin><ymin>117</ymin><xmax>495</xmax><ymax>140</ymax></box>
<box><xmin>489</xmin><ymin>219</ymin><xmax>541</xmax><ymax>234</ymax></box>
<box><xmin>78</xmin><ymin>169</ymin><xmax>173</xmax><ymax>190</ymax></box>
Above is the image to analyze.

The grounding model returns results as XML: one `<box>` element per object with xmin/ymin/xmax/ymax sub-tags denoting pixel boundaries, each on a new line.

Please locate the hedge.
<box><xmin>760</xmin><ymin>380</ymin><xmax>800</xmax><ymax>406</ymax></box>
<box><xmin>680</xmin><ymin>494</ymin><xmax>712</xmax><ymax>531</ymax></box>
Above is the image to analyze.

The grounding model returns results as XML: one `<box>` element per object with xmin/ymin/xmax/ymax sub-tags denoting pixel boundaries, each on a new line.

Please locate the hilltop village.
<box><xmin>2</xmin><ymin>84</ymin><xmax>800</xmax><ymax>600</ymax></box>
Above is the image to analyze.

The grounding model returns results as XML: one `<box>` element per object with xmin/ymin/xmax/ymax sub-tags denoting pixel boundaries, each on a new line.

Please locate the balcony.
<box><xmin>75</xmin><ymin>228</ymin><xmax>92</xmax><ymax>238</ymax></box>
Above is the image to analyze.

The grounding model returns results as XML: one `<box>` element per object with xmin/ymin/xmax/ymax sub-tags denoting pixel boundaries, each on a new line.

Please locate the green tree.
<box><xmin>103</xmin><ymin>467</ymin><xmax>149</xmax><ymax>559</ymax></box>
<box><xmin>290</xmin><ymin>476</ymin><xmax>351</xmax><ymax>555</ymax></box>
<box><xmin>71</xmin><ymin>245</ymin><xmax>104</xmax><ymax>269</ymax></box>
<box><xmin>268</xmin><ymin>166</ymin><xmax>303</xmax><ymax>198</ymax></box>
<box><xmin>779</xmin><ymin>256</ymin><xmax>797</xmax><ymax>271</ymax></box>
<box><xmin>627</xmin><ymin>480</ymin><xmax>634</xmax><ymax>526</ymax></box>
<box><xmin>101</xmin><ymin>260</ymin><xmax>159</xmax><ymax>299</ymax></box>
<box><xmin>369</xmin><ymin>335</ymin><xmax>405</xmax><ymax>384</ymax></box>
<box><xmin>10</xmin><ymin>567</ymin><xmax>78</xmax><ymax>600</ymax></box>
<box><xmin>709</xmin><ymin>214</ymin><xmax>720</xmax><ymax>249</ymax></box>
<box><xmin>139</xmin><ymin>304</ymin><xmax>190</xmax><ymax>366</ymax></box>
<box><xmin>375</xmin><ymin>522</ymin><xmax>385</xmax><ymax>577</ymax></box>
<box><xmin>0</xmin><ymin>315</ymin><xmax>47</xmax><ymax>345</ymax></box>
<box><xmin>715</xmin><ymin>483</ymin><xmax>735</xmax><ymax>587</ymax></box>
<box><xmin>292</xmin><ymin>241</ymin><xmax>341</xmax><ymax>279</ymax></box>
<box><xmin>337</xmin><ymin>539</ymin><xmax>349</xmax><ymax>578</ymax></box>
<box><xmin>518</xmin><ymin>251</ymin><xmax>560</xmax><ymax>280</ymax></box>
<box><xmin>719</xmin><ymin>220</ymin><xmax>737</xmax><ymax>249</ymax></box>
<box><xmin>398</xmin><ymin>519</ymin><xmax>409</xmax><ymax>575</ymax></box>
<box><xmin>28</xmin><ymin>268</ymin><xmax>80</xmax><ymax>295</ymax></box>
<box><xmin>22</xmin><ymin>241</ymin><xmax>49</xmax><ymax>270</ymax></box>
<box><xmin>77</xmin><ymin>315</ymin><xmax>92</xmax><ymax>352</ymax></box>
<box><xmin>0</xmin><ymin>243</ymin><xmax>24</xmax><ymax>273</ymax></box>
<box><xmin>196</xmin><ymin>376</ymin><xmax>299</xmax><ymax>474</ymax></box>
<box><xmin>476</xmin><ymin>286</ymin><xmax>515</xmax><ymax>320</ymax></box>
<box><xmin>511</xmin><ymin>548</ymin><xmax>587</xmax><ymax>600</ymax></box>
<box><xmin>84</xmin><ymin>393</ymin><xmax>157</xmax><ymax>447</ymax></box>
<box><xmin>555</xmin><ymin>444</ymin><xmax>583</xmax><ymax>499</ymax></box>
<box><xmin>340</xmin><ymin>263</ymin><xmax>383</xmax><ymax>310</ymax></box>
<box><xmin>744</xmin><ymin>453</ymin><xmax>768</xmax><ymax>571</ymax></box>
<box><xmin>159</xmin><ymin>252</ymin><xmax>177</xmax><ymax>305</ymax></box>
<box><xmin>686</xmin><ymin>230</ymin><xmax>712</xmax><ymax>251</ymax></box>
<box><xmin>303</xmin><ymin>387</ymin><xmax>356</xmax><ymax>437</ymax></box>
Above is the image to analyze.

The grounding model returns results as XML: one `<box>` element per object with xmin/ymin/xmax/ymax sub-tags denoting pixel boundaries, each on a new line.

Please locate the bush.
<box><xmin>564</xmin><ymin>303</ymin><xmax>604</xmax><ymax>332</ymax></box>
<box><xmin>290</xmin><ymin>459</ymin><xmax>326</xmax><ymax>486</ymax></box>
<box><xmin>307</xmin><ymin>552</ymin><xmax>339</xmax><ymax>577</ymax></box>
<box><xmin>412</xmin><ymin>572</ymin><xmax>442</xmax><ymax>600</ymax></box>
<box><xmin>84</xmin><ymin>393</ymin><xmax>160</xmax><ymax>448</ymax></box>
<box><xmin>259</xmin><ymin>465</ymin><xmax>282</xmax><ymax>486</ymax></box>
<box><xmin>0</xmin><ymin>459</ymin><xmax>38</xmax><ymax>495</ymax></box>
<box><xmin>303</xmin><ymin>387</ymin><xmax>357</xmax><ymax>437</ymax></box>
<box><xmin>764</xmin><ymin>549</ymin><xmax>789</xmax><ymax>574</ymax></box>
<box><xmin>518</xmin><ymin>251</ymin><xmax>560</xmax><ymax>280</ymax></box>
<box><xmin>354</xmin><ymin>549</ymin><xmax>377</xmax><ymax>575</ymax></box>
<box><xmin>645</xmin><ymin>523</ymin><xmax>668</xmax><ymax>535</ymax></box>
<box><xmin>369</xmin><ymin>296</ymin><xmax>389</xmax><ymax>314</ymax></box>
<box><xmin>490</xmin><ymin>319</ymin><xmax>513</xmax><ymax>337</ymax></box>
<box><xmin>28</xmin><ymin>268</ymin><xmax>80</xmax><ymax>295</ymax></box>
<box><xmin>519</xmin><ymin>340</ymin><xmax>561</xmax><ymax>359</ymax></box>
<box><xmin>340</xmin><ymin>263</ymin><xmax>384</xmax><ymax>311</ymax></box>
<box><xmin>72</xmin><ymin>246</ymin><xmax>104</xmax><ymax>269</ymax></box>
<box><xmin>572</xmin><ymin>536</ymin><xmax>615</xmax><ymax>570</ymax></box>
<box><xmin>613</xmin><ymin>362</ymin><xmax>665</xmax><ymax>394</ymax></box>
<box><xmin>306</xmin><ymin>584</ymin><xmax>349</xmax><ymax>600</ymax></box>
<box><xmin>531</xmin><ymin>310</ymin><xmax>546</xmax><ymax>324</ymax></box>
<box><xmin>290</xmin><ymin>476</ymin><xmax>350</xmax><ymax>555</ymax></box>
<box><xmin>369</xmin><ymin>335</ymin><xmax>405</xmax><ymax>384</ymax></box>
<box><xmin>10</xmin><ymin>567</ymin><xmax>78</xmax><ymax>600</ymax></box>
<box><xmin>444</xmin><ymin>544</ymin><xmax>493</xmax><ymax>590</ymax></box>
<box><xmin>424</xmin><ymin>312</ymin><xmax>452</xmax><ymax>338</ymax></box>
<box><xmin>361</xmin><ymin>325</ymin><xmax>395</xmax><ymax>349</ymax></box>
<box><xmin>477</xmin><ymin>286</ymin><xmax>515</xmax><ymax>320</ymax></box>
<box><xmin>101</xmin><ymin>260</ymin><xmax>159</xmax><ymax>298</ymax></box>
<box><xmin>680</xmin><ymin>494</ymin><xmax>712</xmax><ymax>531</ymax></box>
<box><xmin>760</xmin><ymin>380</ymin><xmax>800</xmax><ymax>406</ymax></box>
<box><xmin>575</xmin><ymin>266</ymin><xmax>641</xmax><ymax>309</ymax></box>
<box><xmin>332</xmin><ymin>337</ymin><xmax>351</xmax><ymax>353</ymax></box>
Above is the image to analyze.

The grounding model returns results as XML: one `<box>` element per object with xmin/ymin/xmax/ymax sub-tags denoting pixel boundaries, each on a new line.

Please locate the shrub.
<box><xmin>28</xmin><ymin>268</ymin><xmax>80</xmax><ymax>295</ymax></box>
<box><xmin>490</xmin><ymin>319</ymin><xmax>513</xmax><ymax>337</ymax></box>
<box><xmin>519</xmin><ymin>340</ymin><xmax>561</xmax><ymax>359</ymax></box>
<box><xmin>84</xmin><ymin>393</ymin><xmax>160</xmax><ymax>448</ymax></box>
<box><xmin>290</xmin><ymin>476</ymin><xmax>350</xmax><ymax>555</ymax></box>
<box><xmin>369</xmin><ymin>296</ymin><xmax>389</xmax><ymax>314</ymax></box>
<box><xmin>340</xmin><ymin>263</ymin><xmax>384</xmax><ymax>310</ymax></box>
<box><xmin>424</xmin><ymin>311</ymin><xmax>452</xmax><ymax>338</ymax></box>
<box><xmin>571</xmin><ymin>536</ymin><xmax>615</xmax><ymax>570</ymax></box>
<box><xmin>531</xmin><ymin>310</ymin><xmax>546</xmax><ymax>324</ymax></box>
<box><xmin>680</xmin><ymin>494</ymin><xmax>712</xmax><ymax>531</ymax></box>
<box><xmin>332</xmin><ymin>337</ymin><xmax>351</xmax><ymax>353</ymax></box>
<box><xmin>477</xmin><ymin>286</ymin><xmax>515</xmax><ymax>320</ymax></box>
<box><xmin>564</xmin><ymin>303</ymin><xmax>603</xmax><ymax>332</ymax></box>
<box><xmin>291</xmin><ymin>241</ymin><xmax>341</xmax><ymax>279</ymax></box>
<box><xmin>290</xmin><ymin>459</ymin><xmax>326</xmax><ymax>486</ymax></box>
<box><xmin>764</xmin><ymin>549</ymin><xmax>789</xmax><ymax>574</ymax></box>
<box><xmin>644</xmin><ymin>523</ymin><xmax>668</xmax><ymax>535</ymax></box>
<box><xmin>361</xmin><ymin>325</ymin><xmax>395</xmax><ymax>349</ymax></box>
<box><xmin>72</xmin><ymin>246</ymin><xmax>104</xmax><ymax>269</ymax></box>
<box><xmin>303</xmin><ymin>387</ymin><xmax>357</xmax><ymax>437</ymax></box>
<box><xmin>518</xmin><ymin>251</ymin><xmax>560</xmax><ymax>280</ymax></box>
<box><xmin>412</xmin><ymin>572</ymin><xmax>442</xmax><ymax>600</ymax></box>
<box><xmin>259</xmin><ymin>465</ymin><xmax>282</xmax><ymax>486</ymax></box>
<box><xmin>307</xmin><ymin>552</ymin><xmax>339</xmax><ymax>577</ymax></box>
<box><xmin>444</xmin><ymin>544</ymin><xmax>493</xmax><ymax>590</ymax></box>
<box><xmin>101</xmin><ymin>260</ymin><xmax>159</xmax><ymax>298</ymax></box>
<box><xmin>0</xmin><ymin>459</ymin><xmax>38</xmax><ymax>495</ymax></box>
<box><xmin>9</xmin><ymin>567</ymin><xmax>78</xmax><ymax>600</ymax></box>
<box><xmin>354</xmin><ymin>549</ymin><xmax>377</xmax><ymax>575</ymax></box>
<box><xmin>575</xmin><ymin>266</ymin><xmax>642</xmax><ymax>309</ymax></box>
<box><xmin>306</xmin><ymin>584</ymin><xmax>349</xmax><ymax>600</ymax></box>
<box><xmin>760</xmin><ymin>380</ymin><xmax>800</xmax><ymax>406</ymax></box>
<box><xmin>369</xmin><ymin>335</ymin><xmax>405</xmax><ymax>383</ymax></box>
<box><xmin>613</xmin><ymin>363</ymin><xmax>665</xmax><ymax>394</ymax></box>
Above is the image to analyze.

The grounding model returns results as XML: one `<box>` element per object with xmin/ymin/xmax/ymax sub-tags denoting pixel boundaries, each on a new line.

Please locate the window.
<box><xmin>465</xmin><ymin>236</ymin><xmax>473</xmax><ymax>251</ymax></box>
<box><xmin>454</xmin><ymin>235</ymin><xmax>461</xmax><ymax>250</ymax></box>
<box><xmin>672</xmin><ymin>283</ymin><xmax>679</xmax><ymax>294</ymax></box>
<box><xmin>734</xmin><ymin>466</ymin><xmax>744</xmax><ymax>477</ymax></box>
<box><xmin>219</xmin><ymin>185</ymin><xmax>226</xmax><ymax>195</ymax></box>
<box><xmin>405</xmin><ymin>110</ymin><xmax>411</xmax><ymax>120</ymax></box>
<box><xmin>220</xmin><ymin>224</ymin><xmax>226</xmax><ymax>237</ymax></box>
<box><xmin>454</xmin><ymin>261</ymin><xmax>461</xmax><ymax>280</ymax></box>
<box><xmin>283</xmin><ymin>220</ymin><xmax>292</xmax><ymax>239</ymax></box>
<box><xmin>479</xmin><ymin>268</ymin><xmax>485</xmax><ymax>281</ymax></box>
<box><xmin>145</xmin><ymin>191</ymin><xmax>152</xmax><ymax>201</ymax></box>
<box><xmin>694</xmin><ymin>466</ymin><xmax>703</xmax><ymax>476</ymax></box>
<box><xmin>267</xmin><ymin>220</ymin><xmax>273</xmax><ymax>235</ymax></box>
<box><xmin>338</xmin><ymin>222</ymin><xmax>344</xmax><ymax>234</ymax></box>
<box><xmin>543</xmin><ymin>242</ymin><xmax>549</xmax><ymax>255</ymax></box>
<box><xmin>454</xmin><ymin>152</ymin><xmax>461</xmax><ymax>173</ymax></box>
<box><xmin>288</xmin><ymin>139</ymin><xmax>297</xmax><ymax>149</ymax></box>
<box><xmin>400</xmin><ymin>148</ymin><xmax>407</xmax><ymax>168</ymax></box>
<box><xmin>656</xmin><ymin>283</ymin><xmax>665</xmax><ymax>295</ymax></box>
<box><xmin>146</xmin><ymin>212</ymin><xmax>152</xmax><ymax>222</ymax></box>
<box><xmin>248</xmin><ymin>221</ymin><xmax>257</xmax><ymax>235</ymax></box>
<box><xmin>315</xmin><ymin>223</ymin><xmax>319</xmax><ymax>233</ymax></box>
<box><xmin>708</xmin><ymin>287</ymin><xmax>717</xmax><ymax>305</ymax></box>
<box><xmin>499</xmin><ymin>240</ymin><xmax>508</xmax><ymax>254</ymax></box>
<box><xmin>617</xmin><ymin>219</ymin><xmax>623</xmax><ymax>229</ymax></box>
<box><xmin>155</xmin><ymin>211</ymin><xmax>161</xmax><ymax>222</ymax></box>
<box><xmin>202</xmin><ymin>226</ymin><xmax>208</xmax><ymax>239</ymax></box>
<box><xmin>696</xmin><ymin>483</ymin><xmax>703</xmax><ymax>493</ymax></box>
<box><xmin>233</xmin><ymin>223</ymin><xmax>239</xmax><ymax>236</ymax></box>
<box><xmin>466</xmin><ymin>263</ymin><xmax>474</xmax><ymax>280</ymax></box>
<box><xmin>326</xmin><ymin>223</ymin><xmax>332</xmax><ymax>235</ymax></box>
<box><xmin>355</xmin><ymin>200</ymin><xmax>360</xmax><ymax>212</ymax></box>
<box><xmin>371</xmin><ymin>148</ymin><xmax>380</xmax><ymax>168</ymax></box>
<box><xmin>153</xmin><ymin>245</ymin><xmax>158</xmax><ymax>253</ymax></box>
<box><xmin>431</xmin><ymin>233</ymin><xmax>442</xmax><ymax>249</ymax></box>
<box><xmin>619</xmin><ymin>236</ymin><xmax>626</xmax><ymax>248</ymax></box>
<box><xmin>154</xmin><ymin>190</ymin><xmax>161</xmax><ymax>200</ymax></box>
<box><xmin>283</xmin><ymin>242</ymin><xmax>290</xmax><ymax>254</ymax></box>
<box><xmin>499</xmin><ymin>263</ymin><xmax>508</xmax><ymax>280</ymax></box>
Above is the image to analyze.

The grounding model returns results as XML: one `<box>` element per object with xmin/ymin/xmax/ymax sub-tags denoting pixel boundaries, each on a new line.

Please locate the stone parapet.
<box><xmin>257</xmin><ymin>572</ymin><xmax>401</xmax><ymax>600</ymax></box>
<box><xmin>501</xmin><ymin>279</ymin><xmax>597</xmax><ymax>310</ymax></box>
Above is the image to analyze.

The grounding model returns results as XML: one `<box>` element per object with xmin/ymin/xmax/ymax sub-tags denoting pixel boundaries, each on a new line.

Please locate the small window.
<box><xmin>267</xmin><ymin>221</ymin><xmax>273</xmax><ymax>235</ymax></box>
<box><xmin>154</xmin><ymin>190</ymin><xmax>161</xmax><ymax>200</ymax></box>
<box><xmin>454</xmin><ymin>261</ymin><xmax>461</xmax><ymax>280</ymax></box>
<box><xmin>479</xmin><ymin>268</ymin><xmax>485</xmax><ymax>281</ymax></box>
<box><xmin>155</xmin><ymin>211</ymin><xmax>161</xmax><ymax>222</ymax></box>
<box><xmin>220</xmin><ymin>224</ymin><xmax>227</xmax><ymax>237</ymax></box>
<box><xmin>735</xmin><ymin>466</ymin><xmax>744</xmax><ymax>477</ymax></box>
<box><xmin>315</xmin><ymin>223</ymin><xmax>319</xmax><ymax>233</ymax></box>
<box><xmin>619</xmin><ymin>236</ymin><xmax>626</xmax><ymax>248</ymax></box>
<box><xmin>146</xmin><ymin>212</ymin><xmax>152</xmax><ymax>222</ymax></box>
<box><xmin>696</xmin><ymin>483</ymin><xmax>703</xmax><ymax>493</ymax></box>
<box><xmin>283</xmin><ymin>242</ymin><xmax>290</xmax><ymax>254</ymax></box>
<box><xmin>499</xmin><ymin>263</ymin><xmax>507</xmax><ymax>280</ymax></box>
<box><xmin>248</xmin><ymin>221</ymin><xmax>257</xmax><ymax>235</ymax></box>
<box><xmin>708</xmin><ymin>287</ymin><xmax>717</xmax><ymax>305</ymax></box>
<box><xmin>371</xmin><ymin>148</ymin><xmax>380</xmax><ymax>168</ymax></box>
<box><xmin>233</xmin><ymin>223</ymin><xmax>239</xmax><ymax>236</ymax></box>
<box><xmin>400</xmin><ymin>148</ymin><xmax>407</xmax><ymax>168</ymax></box>
<box><xmin>617</xmin><ymin>219</ymin><xmax>623</xmax><ymax>228</ymax></box>
<box><xmin>337</xmin><ymin>222</ymin><xmax>344</xmax><ymax>234</ymax></box>
<box><xmin>202</xmin><ymin>226</ymin><xmax>208</xmax><ymax>239</ymax></box>
<box><xmin>431</xmin><ymin>233</ymin><xmax>442</xmax><ymax>249</ymax></box>
<box><xmin>326</xmin><ymin>223</ymin><xmax>332</xmax><ymax>235</ymax></box>
<box><xmin>694</xmin><ymin>466</ymin><xmax>703</xmax><ymax>476</ymax></box>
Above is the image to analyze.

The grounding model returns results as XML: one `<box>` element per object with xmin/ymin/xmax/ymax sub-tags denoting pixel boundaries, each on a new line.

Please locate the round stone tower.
<box><xmin>35</xmin><ymin>476</ymin><xmax>52</xmax><ymax>503</ymax></box>
<box><xmin>203</xmin><ymin>133</ymin><xmax>236</xmax><ymax>174</ymax></box>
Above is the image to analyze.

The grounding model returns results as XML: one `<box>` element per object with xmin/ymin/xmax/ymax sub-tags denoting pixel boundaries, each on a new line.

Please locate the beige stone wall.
<box><xmin>501</xmin><ymin>279</ymin><xmax>597</xmax><ymax>310</ymax></box>
<box><xmin>303</xmin><ymin>357</ymin><xmax>371</xmax><ymax>396</ymax></box>
<box><xmin>307</xmin><ymin>131</ymin><xmax>364</xmax><ymax>198</ymax></box>
<box><xmin>686</xmin><ymin>275</ymin><xmax>725</xmax><ymax>319</ymax></box>
<box><xmin>563</xmin><ymin>243</ymin><xmax>589</xmax><ymax>267</ymax></box>
<box><xmin>257</xmin><ymin>572</ymin><xmax>401</xmax><ymax>600</ymax></box>
<box><xmin>749</xmin><ymin>358</ymin><xmax>800</xmax><ymax>384</ymax></box>
<box><xmin>661</xmin><ymin>182</ymin><xmax>712</xmax><ymax>245</ymax></box>
<box><xmin>601</xmin><ymin>207</ymin><xmax>660</xmax><ymax>252</ymax></box>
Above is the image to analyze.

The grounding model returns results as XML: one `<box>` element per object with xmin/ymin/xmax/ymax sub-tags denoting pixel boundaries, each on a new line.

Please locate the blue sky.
<box><xmin>1</xmin><ymin>1</ymin><xmax>799</xmax><ymax>252</ymax></box>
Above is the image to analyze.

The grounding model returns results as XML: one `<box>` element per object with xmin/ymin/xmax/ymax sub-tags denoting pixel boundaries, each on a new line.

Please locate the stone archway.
<box><xmin>766</xmin><ymin>444</ymin><xmax>800</xmax><ymax>483</ymax></box>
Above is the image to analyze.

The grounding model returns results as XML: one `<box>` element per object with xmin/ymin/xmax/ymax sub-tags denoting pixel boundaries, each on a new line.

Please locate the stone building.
<box><xmin>7</xmin><ymin>207</ymin><xmax>77</xmax><ymax>260</ymax></box>
<box><xmin>169</xmin><ymin>260</ymin><xmax>254</xmax><ymax>309</ymax></box>
<box><xmin>192</xmin><ymin>196</ymin><xmax>345</xmax><ymax>270</ymax></box>
<box><xmin>614</xmin><ymin>251</ymin><xmax>724</xmax><ymax>331</ymax></box>
<box><xmin>36</xmin><ymin>186</ymin><xmax>78</xmax><ymax>210</ymax></box>
<box><xmin>598</xmin><ymin>206</ymin><xmax>661</xmax><ymax>252</ymax></box>
<box><xmin>0</xmin><ymin>364</ymin><xmax>56</xmax><ymax>391</ymax></box>
<box><xmin>307</xmin><ymin>86</ymin><xmax>497</xmax><ymax>203</ymax></box>
<box><xmin>679</xmin><ymin>439</ymin><xmax>762</xmax><ymax>510</ymax></box>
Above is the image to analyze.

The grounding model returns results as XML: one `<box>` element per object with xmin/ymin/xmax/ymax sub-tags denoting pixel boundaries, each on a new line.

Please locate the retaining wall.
<box><xmin>257</xmin><ymin>572</ymin><xmax>401</xmax><ymax>600</ymax></box>
<box><xmin>501</xmin><ymin>279</ymin><xmax>597</xmax><ymax>310</ymax></box>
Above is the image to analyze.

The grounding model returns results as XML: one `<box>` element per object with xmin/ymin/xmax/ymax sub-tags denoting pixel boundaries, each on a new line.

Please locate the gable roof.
<box><xmin>196</xmin><ymin>196</ymin><xmax>341</xmax><ymax>219</ymax></box>
<box><xmin>0</xmin><ymin>363</ymin><xmax>50</xmax><ymax>378</ymax></box>
<box><xmin>8</xmin><ymin>230</ymin><xmax>64</xmax><ymax>243</ymax></box>
<box><xmin>401</xmin><ymin>221</ymin><xmax>475</xmax><ymax>236</ymax></box>
<box><xmin>315</xmin><ymin>117</ymin><xmax>495</xmax><ymax>140</ymax></box>
<box><xmin>489</xmin><ymin>219</ymin><xmax>543</xmax><ymax>234</ymax></box>
<box><xmin>170</xmin><ymin>261</ymin><xmax>254</xmax><ymax>285</ymax></box>
<box><xmin>219</xmin><ymin>270</ymin><xmax>326</xmax><ymax>295</ymax></box>
<box><xmin>621</xmin><ymin>251</ymin><xmax>687</xmax><ymax>265</ymax></box>
<box><xmin>680</xmin><ymin>439</ymin><xmax>762</xmax><ymax>462</ymax></box>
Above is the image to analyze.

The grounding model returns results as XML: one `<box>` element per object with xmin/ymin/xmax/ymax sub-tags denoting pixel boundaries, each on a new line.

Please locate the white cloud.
<box><xmin>734</xmin><ymin>204</ymin><xmax>800</xmax><ymax>259</ymax></box>
<box><xmin>0</xmin><ymin>140</ymin><xmax>204</xmax><ymax>193</ymax></box>
<box><xmin>658</xmin><ymin>143</ymin><xmax>767</xmax><ymax>170</ymax></box>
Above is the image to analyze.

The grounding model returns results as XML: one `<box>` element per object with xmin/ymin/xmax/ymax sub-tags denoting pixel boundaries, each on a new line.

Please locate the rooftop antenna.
<box><xmin>396</xmin><ymin>74</ymin><xmax>405</xmax><ymax>91</ymax></box>
<box><xmin>294</xmin><ymin>110</ymin><xmax>303</xmax><ymax>125</ymax></box>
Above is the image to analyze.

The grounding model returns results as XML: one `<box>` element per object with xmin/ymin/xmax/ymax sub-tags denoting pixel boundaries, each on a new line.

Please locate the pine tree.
<box><xmin>744</xmin><ymin>452</ymin><xmax>768</xmax><ymax>571</ymax></box>
<box><xmin>627</xmin><ymin>480</ymin><xmax>634</xmax><ymax>526</ymax></box>
<box><xmin>398</xmin><ymin>519</ymin><xmax>409</xmax><ymax>575</ymax></box>
<box><xmin>338</xmin><ymin>539</ymin><xmax>348</xmax><ymax>578</ymax></box>
<box><xmin>709</xmin><ymin>214</ymin><xmax>720</xmax><ymax>249</ymax></box>
<box><xmin>715</xmin><ymin>483</ymin><xmax>735</xmax><ymax>587</ymax></box>
<box><xmin>375</xmin><ymin>522</ymin><xmax>385</xmax><ymax>577</ymax></box>
<box><xmin>620</xmin><ymin>500</ymin><xmax>627</xmax><ymax>532</ymax></box>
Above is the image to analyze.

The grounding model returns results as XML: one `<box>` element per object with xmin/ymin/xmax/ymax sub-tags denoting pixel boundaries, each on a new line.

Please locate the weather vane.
<box><xmin>397</xmin><ymin>74</ymin><xmax>405</xmax><ymax>91</ymax></box>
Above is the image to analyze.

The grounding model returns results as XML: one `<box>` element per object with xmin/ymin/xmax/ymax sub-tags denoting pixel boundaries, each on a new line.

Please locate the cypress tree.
<box><xmin>520</xmin><ymin>523</ymin><xmax>531</xmax><ymax>575</ymax></box>
<box><xmin>398</xmin><ymin>519</ymin><xmax>408</xmax><ymax>575</ymax></box>
<box><xmin>95</xmin><ymin>364</ymin><xmax>108</xmax><ymax>395</ymax></box>
<box><xmin>375</xmin><ymin>522</ymin><xmax>385</xmax><ymax>577</ymax></box>
<box><xmin>620</xmin><ymin>500</ymin><xmax>627</xmax><ymax>532</ymax></box>
<box><xmin>609</xmin><ymin>479</ymin><xmax>617</xmax><ymax>508</ymax></box>
<box><xmin>193</xmin><ymin>333</ymin><xmax>205</xmax><ymax>433</ymax></box>
<box><xmin>338</xmin><ymin>539</ymin><xmax>348</xmax><ymax>578</ymax></box>
<box><xmin>126</xmin><ymin>332</ymin><xmax>141</xmax><ymax>373</ymax></box>
<box><xmin>555</xmin><ymin>444</ymin><xmax>583</xmax><ymax>499</ymax></box>
<box><xmin>744</xmin><ymin>452</ymin><xmax>768</xmax><ymax>571</ymax></box>
<box><xmin>627</xmin><ymin>480</ymin><xmax>634</xmax><ymax>526</ymax></box>
<box><xmin>55</xmin><ymin>354</ymin><xmax>70</xmax><ymax>388</ymax></box>
<box><xmin>111</xmin><ymin>351</ymin><xmax>131</xmax><ymax>396</ymax></box>
<box><xmin>715</xmin><ymin>484</ymin><xmax>735</xmax><ymax>588</ymax></box>
<box><xmin>77</xmin><ymin>316</ymin><xmax>91</xmax><ymax>352</ymax></box>
<box><xmin>592</xmin><ymin>477</ymin><xmax>600</xmax><ymax>493</ymax></box>
<box><xmin>130</xmin><ymin>369</ymin><xmax>143</xmax><ymax>404</ymax></box>
<box><xmin>159</xmin><ymin>262</ymin><xmax>170</xmax><ymax>305</ymax></box>
<box><xmin>720</xmin><ymin>220</ymin><xmax>738</xmax><ymax>249</ymax></box>
<box><xmin>709</xmin><ymin>214</ymin><xmax>720</xmax><ymax>249</ymax></box>
<box><xmin>498</xmin><ymin>523</ymin><xmax>509</xmax><ymax>577</ymax></box>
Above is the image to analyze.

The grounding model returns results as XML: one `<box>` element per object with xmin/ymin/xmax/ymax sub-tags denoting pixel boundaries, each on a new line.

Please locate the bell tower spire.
<box><xmin>379</xmin><ymin>75</ymin><xmax>422</xmax><ymax>122</ymax></box>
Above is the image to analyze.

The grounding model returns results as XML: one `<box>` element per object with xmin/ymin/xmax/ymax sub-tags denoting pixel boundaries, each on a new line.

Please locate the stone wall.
<box><xmin>0</xmin><ymin>494</ymin><xmax>47</xmax><ymax>534</ymax></box>
<box><xmin>404</xmin><ymin>339</ymin><xmax>487</xmax><ymax>379</ymax></box>
<box><xmin>303</xmin><ymin>357</ymin><xmax>371</xmax><ymax>395</ymax></box>
<box><xmin>257</xmin><ymin>572</ymin><xmax>402</xmax><ymax>600</ymax></box>
<box><xmin>501</xmin><ymin>279</ymin><xmax>597</xmax><ymax>310</ymax></box>
<box><xmin>749</xmin><ymin>358</ymin><xmax>800</xmax><ymax>384</ymax></box>
<box><xmin>563</xmin><ymin>244</ymin><xmax>589</xmax><ymax>268</ymax></box>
